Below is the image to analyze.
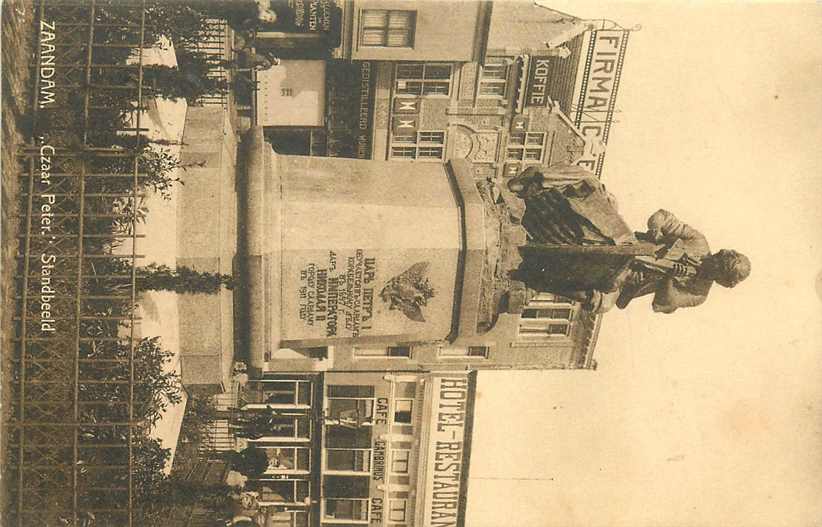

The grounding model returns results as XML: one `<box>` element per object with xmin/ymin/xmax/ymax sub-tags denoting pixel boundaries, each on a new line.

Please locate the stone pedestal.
<box><xmin>240</xmin><ymin>128</ymin><xmax>487</xmax><ymax>372</ymax></box>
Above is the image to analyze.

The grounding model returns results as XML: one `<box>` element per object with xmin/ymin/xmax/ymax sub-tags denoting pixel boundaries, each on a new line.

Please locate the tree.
<box><xmin>134</xmin><ymin>434</ymin><xmax>173</xmax><ymax>498</ymax></box>
<box><xmin>137</xmin><ymin>263</ymin><xmax>235</xmax><ymax>294</ymax></box>
<box><xmin>100</xmin><ymin>259</ymin><xmax>235</xmax><ymax>295</ymax></box>
<box><xmin>132</xmin><ymin>336</ymin><xmax>184</xmax><ymax>426</ymax></box>
<box><xmin>229</xmin><ymin>446</ymin><xmax>270</xmax><ymax>479</ymax></box>
<box><xmin>179</xmin><ymin>393</ymin><xmax>219</xmax><ymax>445</ymax></box>
<box><xmin>142</xmin><ymin>49</ymin><xmax>230</xmax><ymax>103</ymax></box>
<box><xmin>79</xmin><ymin>336</ymin><xmax>182</xmax><ymax>428</ymax></box>
<box><xmin>145</xmin><ymin>477</ymin><xmax>234</xmax><ymax>510</ymax></box>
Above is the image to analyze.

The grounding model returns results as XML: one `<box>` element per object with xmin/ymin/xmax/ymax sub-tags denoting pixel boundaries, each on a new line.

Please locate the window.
<box><xmin>517</xmin><ymin>295</ymin><xmax>577</xmax><ymax>339</ymax></box>
<box><xmin>327</xmin><ymin>385</ymin><xmax>375</xmax><ymax>428</ymax></box>
<box><xmin>506</xmin><ymin>132</ymin><xmax>546</xmax><ymax>162</ymax></box>
<box><xmin>257</xmin><ymin>480</ymin><xmax>309</xmax><ymax>504</ymax></box>
<box><xmin>360</xmin><ymin>10</ymin><xmax>415</xmax><ymax>47</ymax></box>
<box><xmin>518</xmin><ymin>323</ymin><xmax>571</xmax><ymax>337</ymax></box>
<box><xmin>325</xmin><ymin>425</ymin><xmax>372</xmax><ymax>449</ymax></box>
<box><xmin>297</xmin><ymin>346</ymin><xmax>328</xmax><ymax>359</ymax></box>
<box><xmin>265</xmin><ymin>415</ymin><xmax>309</xmax><ymax>438</ymax></box>
<box><xmin>250</xmin><ymin>379</ymin><xmax>312</xmax><ymax>405</ymax></box>
<box><xmin>324</xmin><ymin>498</ymin><xmax>369</xmax><ymax>521</ymax></box>
<box><xmin>522</xmin><ymin>308</ymin><xmax>572</xmax><ymax>320</ymax></box>
<box><xmin>328</xmin><ymin>399</ymin><xmax>374</xmax><ymax>427</ymax></box>
<box><xmin>390</xmin><ymin>131</ymin><xmax>445</xmax><ymax>161</ymax></box>
<box><xmin>261</xmin><ymin>446</ymin><xmax>310</xmax><ymax>472</ymax></box>
<box><xmin>326</xmin><ymin>448</ymin><xmax>372</xmax><ymax>472</ymax></box>
<box><xmin>438</xmin><ymin>346</ymin><xmax>490</xmax><ymax>359</ymax></box>
<box><xmin>328</xmin><ymin>385</ymin><xmax>374</xmax><ymax>398</ymax></box>
<box><xmin>389</xmin><ymin>500</ymin><xmax>408</xmax><ymax>522</ymax></box>
<box><xmin>354</xmin><ymin>346</ymin><xmax>411</xmax><ymax>358</ymax></box>
<box><xmin>391</xmin><ymin>449</ymin><xmax>410</xmax><ymax>474</ymax></box>
<box><xmin>529</xmin><ymin>292</ymin><xmax>573</xmax><ymax>305</ymax></box>
<box><xmin>479</xmin><ymin>57</ymin><xmax>510</xmax><ymax>97</ymax></box>
<box><xmin>396</xmin><ymin>63</ymin><xmax>452</xmax><ymax>96</ymax></box>
<box><xmin>394</xmin><ymin>399</ymin><xmax>413</xmax><ymax>424</ymax></box>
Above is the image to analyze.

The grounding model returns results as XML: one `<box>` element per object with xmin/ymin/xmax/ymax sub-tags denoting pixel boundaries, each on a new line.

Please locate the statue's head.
<box><xmin>706</xmin><ymin>249</ymin><xmax>751</xmax><ymax>288</ymax></box>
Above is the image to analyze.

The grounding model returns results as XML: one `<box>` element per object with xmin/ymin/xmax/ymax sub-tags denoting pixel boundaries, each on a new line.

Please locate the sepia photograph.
<box><xmin>1</xmin><ymin>0</ymin><xmax>820</xmax><ymax>526</ymax></box>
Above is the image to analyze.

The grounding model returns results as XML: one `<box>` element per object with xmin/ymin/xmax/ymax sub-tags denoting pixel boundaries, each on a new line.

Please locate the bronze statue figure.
<box><xmin>508</xmin><ymin>165</ymin><xmax>751</xmax><ymax>314</ymax></box>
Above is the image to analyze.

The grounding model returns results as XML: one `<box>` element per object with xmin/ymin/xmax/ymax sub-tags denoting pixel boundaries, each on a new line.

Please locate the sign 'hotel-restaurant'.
<box><xmin>421</xmin><ymin>375</ymin><xmax>472</xmax><ymax>527</ymax></box>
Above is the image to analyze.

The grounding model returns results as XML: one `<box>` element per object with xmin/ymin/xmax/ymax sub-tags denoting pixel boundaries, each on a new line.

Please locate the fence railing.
<box><xmin>9</xmin><ymin>1</ymin><xmax>150</xmax><ymax>525</ymax></box>
<box><xmin>191</xmin><ymin>18</ymin><xmax>229</xmax><ymax>108</ymax></box>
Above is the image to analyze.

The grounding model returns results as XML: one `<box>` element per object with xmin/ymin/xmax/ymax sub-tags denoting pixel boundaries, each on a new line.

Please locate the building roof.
<box><xmin>487</xmin><ymin>2</ymin><xmax>590</xmax><ymax>54</ymax></box>
<box><xmin>545</xmin><ymin>33</ymin><xmax>585</xmax><ymax>115</ymax></box>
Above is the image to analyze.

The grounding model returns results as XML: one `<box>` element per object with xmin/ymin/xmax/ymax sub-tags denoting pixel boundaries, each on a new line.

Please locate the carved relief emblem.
<box><xmin>380</xmin><ymin>262</ymin><xmax>436</xmax><ymax>322</ymax></box>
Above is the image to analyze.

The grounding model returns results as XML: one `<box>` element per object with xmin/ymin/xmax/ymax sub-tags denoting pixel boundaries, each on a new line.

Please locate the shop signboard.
<box><xmin>290</xmin><ymin>0</ymin><xmax>334</xmax><ymax>33</ymax></box>
<box><xmin>525</xmin><ymin>57</ymin><xmax>552</xmax><ymax>107</ymax></box>
<box><xmin>326</xmin><ymin>61</ymin><xmax>376</xmax><ymax>159</ymax></box>
<box><xmin>421</xmin><ymin>375</ymin><xmax>472</xmax><ymax>527</ymax></box>
<box><xmin>573</xmin><ymin>29</ymin><xmax>630</xmax><ymax>176</ymax></box>
<box><xmin>266</xmin><ymin>0</ymin><xmax>336</xmax><ymax>33</ymax></box>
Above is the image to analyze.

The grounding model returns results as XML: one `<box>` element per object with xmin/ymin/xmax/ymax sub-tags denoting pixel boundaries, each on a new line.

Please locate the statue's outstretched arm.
<box><xmin>647</xmin><ymin>209</ymin><xmax>706</xmax><ymax>244</ymax></box>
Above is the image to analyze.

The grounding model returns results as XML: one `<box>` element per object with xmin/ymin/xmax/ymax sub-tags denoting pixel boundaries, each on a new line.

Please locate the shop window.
<box><xmin>438</xmin><ymin>346</ymin><xmax>490</xmax><ymax>359</ymax></box>
<box><xmin>325</xmin><ymin>426</ymin><xmax>372</xmax><ymax>449</ymax></box>
<box><xmin>394</xmin><ymin>399</ymin><xmax>413</xmax><ymax>424</ymax></box>
<box><xmin>390</xmin><ymin>131</ymin><xmax>445</xmax><ymax>161</ymax></box>
<box><xmin>479</xmin><ymin>57</ymin><xmax>510</xmax><ymax>97</ymax></box>
<box><xmin>328</xmin><ymin>385</ymin><xmax>374</xmax><ymax>398</ymax></box>
<box><xmin>257</xmin><ymin>480</ymin><xmax>309</xmax><ymax>504</ymax></box>
<box><xmin>354</xmin><ymin>346</ymin><xmax>412</xmax><ymax>358</ymax></box>
<box><xmin>360</xmin><ymin>10</ymin><xmax>415</xmax><ymax>48</ymax></box>
<box><xmin>326</xmin><ymin>448</ymin><xmax>372</xmax><ymax>473</ymax></box>
<box><xmin>506</xmin><ymin>132</ymin><xmax>546</xmax><ymax>162</ymax></box>
<box><xmin>260</xmin><ymin>447</ymin><xmax>309</xmax><ymax>472</ymax></box>
<box><xmin>260</xmin><ymin>510</ymin><xmax>308</xmax><ymax>527</ymax></box>
<box><xmin>232</xmin><ymin>411</ymin><xmax>310</xmax><ymax>440</ymax></box>
<box><xmin>265</xmin><ymin>416</ymin><xmax>303</xmax><ymax>438</ymax></box>
<box><xmin>391</xmin><ymin>449</ymin><xmax>410</xmax><ymax>474</ymax></box>
<box><xmin>324</xmin><ymin>498</ymin><xmax>369</xmax><ymax>521</ymax></box>
<box><xmin>389</xmin><ymin>499</ymin><xmax>408</xmax><ymax>522</ymax></box>
<box><xmin>395</xmin><ymin>63</ymin><xmax>452</xmax><ymax>96</ymax></box>
<box><xmin>253</xmin><ymin>379</ymin><xmax>312</xmax><ymax>405</ymax></box>
<box><xmin>328</xmin><ymin>398</ymin><xmax>374</xmax><ymax>427</ymax></box>
<box><xmin>286</xmin><ymin>511</ymin><xmax>309</xmax><ymax>527</ymax></box>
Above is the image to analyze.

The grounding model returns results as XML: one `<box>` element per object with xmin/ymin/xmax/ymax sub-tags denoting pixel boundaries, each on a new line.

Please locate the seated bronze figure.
<box><xmin>508</xmin><ymin>165</ymin><xmax>751</xmax><ymax>314</ymax></box>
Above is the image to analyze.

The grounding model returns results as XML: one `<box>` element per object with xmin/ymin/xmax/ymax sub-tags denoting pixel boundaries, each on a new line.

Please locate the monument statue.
<box><xmin>507</xmin><ymin>165</ymin><xmax>751</xmax><ymax>314</ymax></box>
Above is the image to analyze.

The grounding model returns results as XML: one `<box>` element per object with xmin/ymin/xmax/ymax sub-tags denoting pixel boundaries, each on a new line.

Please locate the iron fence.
<box><xmin>9</xmin><ymin>1</ymin><xmax>149</xmax><ymax>525</ymax></box>
<box><xmin>191</xmin><ymin>18</ymin><xmax>229</xmax><ymax>108</ymax></box>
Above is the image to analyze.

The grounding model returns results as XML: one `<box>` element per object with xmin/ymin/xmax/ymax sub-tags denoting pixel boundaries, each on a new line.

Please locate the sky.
<box><xmin>466</xmin><ymin>2</ymin><xmax>822</xmax><ymax>526</ymax></box>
